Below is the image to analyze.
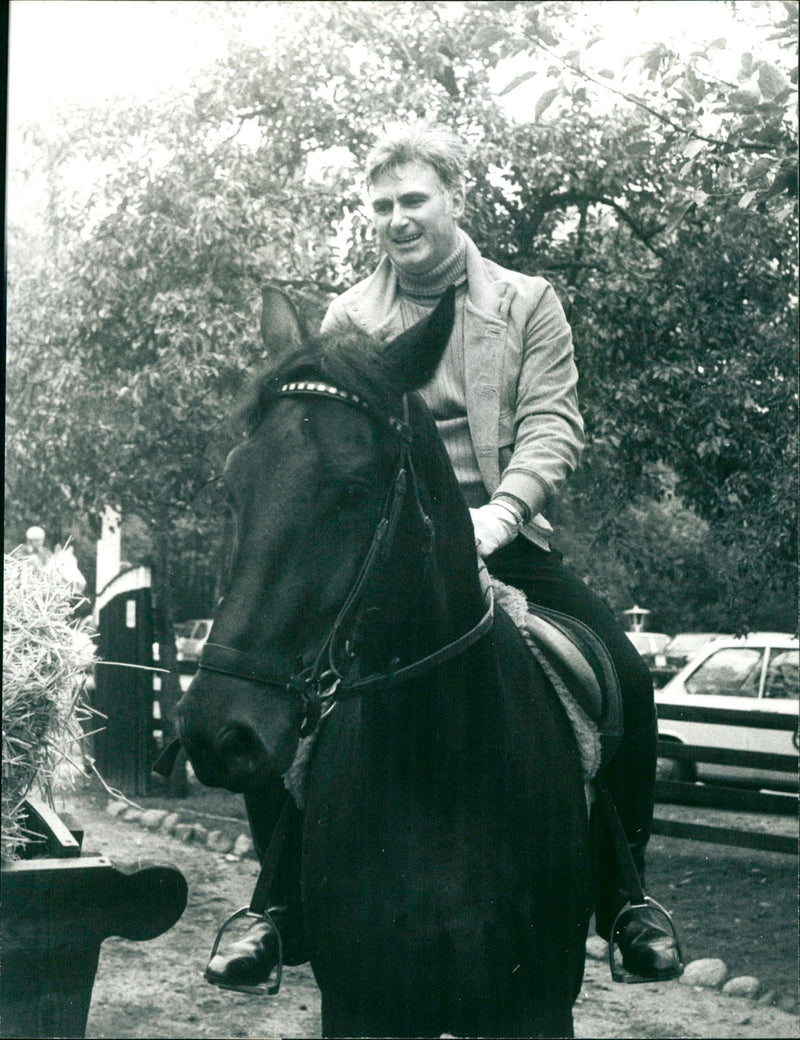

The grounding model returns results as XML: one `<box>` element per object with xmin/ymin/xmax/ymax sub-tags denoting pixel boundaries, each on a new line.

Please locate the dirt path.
<box><xmin>59</xmin><ymin>793</ymin><xmax>797</xmax><ymax>1039</ymax></box>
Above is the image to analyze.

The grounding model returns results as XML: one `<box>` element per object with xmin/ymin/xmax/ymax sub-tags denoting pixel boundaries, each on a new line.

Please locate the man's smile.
<box><xmin>369</xmin><ymin>161</ymin><xmax>463</xmax><ymax>274</ymax></box>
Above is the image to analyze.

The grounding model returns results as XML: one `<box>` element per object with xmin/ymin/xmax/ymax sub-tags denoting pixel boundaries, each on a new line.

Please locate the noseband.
<box><xmin>199</xmin><ymin>380</ymin><xmax>494</xmax><ymax>736</ymax></box>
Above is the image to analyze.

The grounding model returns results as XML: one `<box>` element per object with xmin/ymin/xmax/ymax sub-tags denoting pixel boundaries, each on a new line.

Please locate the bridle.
<box><xmin>198</xmin><ymin>379</ymin><xmax>494</xmax><ymax>737</ymax></box>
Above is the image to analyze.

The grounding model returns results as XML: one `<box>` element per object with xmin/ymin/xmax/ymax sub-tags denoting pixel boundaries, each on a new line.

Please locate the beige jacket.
<box><xmin>321</xmin><ymin>233</ymin><xmax>584</xmax><ymax>550</ymax></box>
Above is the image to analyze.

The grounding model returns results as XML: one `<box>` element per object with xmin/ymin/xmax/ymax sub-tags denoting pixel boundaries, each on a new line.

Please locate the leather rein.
<box><xmin>198</xmin><ymin>380</ymin><xmax>494</xmax><ymax>738</ymax></box>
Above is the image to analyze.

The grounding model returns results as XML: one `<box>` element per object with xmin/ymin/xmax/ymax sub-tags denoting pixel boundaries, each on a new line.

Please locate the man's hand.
<box><xmin>469</xmin><ymin>501</ymin><xmax>523</xmax><ymax>558</ymax></box>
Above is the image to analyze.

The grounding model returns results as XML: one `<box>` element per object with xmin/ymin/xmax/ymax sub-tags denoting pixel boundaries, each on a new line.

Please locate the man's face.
<box><xmin>368</xmin><ymin>161</ymin><xmax>464</xmax><ymax>277</ymax></box>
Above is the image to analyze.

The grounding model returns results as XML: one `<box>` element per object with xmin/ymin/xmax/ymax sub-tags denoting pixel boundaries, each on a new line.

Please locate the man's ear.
<box><xmin>448</xmin><ymin>181</ymin><xmax>466</xmax><ymax>220</ymax></box>
<box><xmin>260</xmin><ymin>286</ymin><xmax>305</xmax><ymax>357</ymax></box>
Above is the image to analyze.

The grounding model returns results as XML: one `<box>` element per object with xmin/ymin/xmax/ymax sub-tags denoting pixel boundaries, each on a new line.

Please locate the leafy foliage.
<box><xmin>6</xmin><ymin>0</ymin><xmax>797</xmax><ymax>638</ymax></box>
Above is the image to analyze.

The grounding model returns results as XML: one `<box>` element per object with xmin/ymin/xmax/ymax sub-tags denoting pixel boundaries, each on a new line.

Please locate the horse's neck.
<box><xmin>389</xmin><ymin>548</ymin><xmax>488</xmax><ymax>684</ymax></box>
<box><xmin>359</xmin><ymin>555</ymin><xmax>501</xmax><ymax>789</ymax></box>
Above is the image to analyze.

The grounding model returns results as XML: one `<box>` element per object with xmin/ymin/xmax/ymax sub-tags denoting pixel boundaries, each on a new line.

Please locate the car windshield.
<box><xmin>685</xmin><ymin>647</ymin><xmax>763</xmax><ymax>697</ymax></box>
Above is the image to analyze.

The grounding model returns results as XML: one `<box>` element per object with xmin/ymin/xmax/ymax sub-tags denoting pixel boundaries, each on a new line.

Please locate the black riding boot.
<box><xmin>592</xmin><ymin>719</ymin><xmax>682</xmax><ymax>981</ymax></box>
<box><xmin>205</xmin><ymin>788</ymin><xmax>306</xmax><ymax>989</ymax></box>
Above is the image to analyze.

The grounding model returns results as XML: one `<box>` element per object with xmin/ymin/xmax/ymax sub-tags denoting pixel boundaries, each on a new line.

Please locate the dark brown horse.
<box><xmin>177</xmin><ymin>287</ymin><xmax>592</xmax><ymax>1037</ymax></box>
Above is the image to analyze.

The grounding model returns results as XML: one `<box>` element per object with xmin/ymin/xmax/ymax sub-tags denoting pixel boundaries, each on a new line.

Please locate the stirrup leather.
<box><xmin>608</xmin><ymin>895</ymin><xmax>684</xmax><ymax>984</ymax></box>
<box><xmin>205</xmin><ymin>906</ymin><xmax>284</xmax><ymax>996</ymax></box>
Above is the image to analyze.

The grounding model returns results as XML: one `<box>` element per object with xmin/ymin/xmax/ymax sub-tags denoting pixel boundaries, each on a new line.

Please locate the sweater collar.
<box><xmin>352</xmin><ymin>232</ymin><xmax>513</xmax><ymax>339</ymax></box>
<box><xmin>395</xmin><ymin>230</ymin><xmax>468</xmax><ymax>301</ymax></box>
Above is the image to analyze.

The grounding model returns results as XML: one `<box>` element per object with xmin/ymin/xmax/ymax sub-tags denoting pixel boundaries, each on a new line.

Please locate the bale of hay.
<box><xmin>2</xmin><ymin>551</ymin><xmax>95</xmax><ymax>862</ymax></box>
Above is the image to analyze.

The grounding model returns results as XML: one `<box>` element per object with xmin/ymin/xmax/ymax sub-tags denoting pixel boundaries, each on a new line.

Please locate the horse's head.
<box><xmin>176</xmin><ymin>286</ymin><xmax>479</xmax><ymax>792</ymax></box>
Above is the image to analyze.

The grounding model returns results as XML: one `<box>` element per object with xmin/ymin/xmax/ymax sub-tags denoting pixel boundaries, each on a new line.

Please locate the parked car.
<box><xmin>663</xmin><ymin>632</ymin><xmax>728</xmax><ymax>673</ymax></box>
<box><xmin>174</xmin><ymin>618</ymin><xmax>213</xmax><ymax>662</ymax></box>
<box><xmin>625</xmin><ymin>631</ymin><xmax>671</xmax><ymax>667</ymax></box>
<box><xmin>655</xmin><ymin>632</ymin><xmax>799</xmax><ymax>789</ymax></box>
<box><xmin>625</xmin><ymin>631</ymin><xmax>672</xmax><ymax>686</ymax></box>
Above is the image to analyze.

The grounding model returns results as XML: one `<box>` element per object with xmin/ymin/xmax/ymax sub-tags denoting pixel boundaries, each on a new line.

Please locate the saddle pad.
<box><xmin>490</xmin><ymin>578</ymin><xmax>623</xmax><ymax>762</ymax></box>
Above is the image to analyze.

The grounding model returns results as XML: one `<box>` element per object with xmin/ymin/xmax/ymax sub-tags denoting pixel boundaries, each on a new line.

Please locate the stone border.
<box><xmin>105</xmin><ymin>798</ymin><xmax>257</xmax><ymax>861</ymax></box>
<box><xmin>106</xmin><ymin>798</ymin><xmax>797</xmax><ymax>1016</ymax></box>
<box><xmin>585</xmin><ymin>935</ymin><xmax>797</xmax><ymax>1015</ymax></box>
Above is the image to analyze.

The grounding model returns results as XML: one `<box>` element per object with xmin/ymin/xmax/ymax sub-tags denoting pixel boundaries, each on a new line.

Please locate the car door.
<box><xmin>680</xmin><ymin>645</ymin><xmax>765</xmax><ymax>784</ymax></box>
<box><xmin>754</xmin><ymin>647</ymin><xmax>800</xmax><ymax>787</ymax></box>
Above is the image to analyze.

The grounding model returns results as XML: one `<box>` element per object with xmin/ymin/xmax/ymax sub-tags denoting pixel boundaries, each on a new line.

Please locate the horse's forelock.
<box><xmin>240</xmin><ymin>329</ymin><xmax>403</xmax><ymax>436</ymax></box>
<box><xmin>237</xmin><ymin>333</ymin><xmax>453</xmax><ymax>524</ymax></box>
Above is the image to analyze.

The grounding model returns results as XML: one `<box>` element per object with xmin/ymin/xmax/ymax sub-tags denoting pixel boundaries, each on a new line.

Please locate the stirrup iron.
<box><xmin>205</xmin><ymin>906</ymin><xmax>284</xmax><ymax>996</ymax></box>
<box><xmin>608</xmin><ymin>895</ymin><xmax>684</xmax><ymax>984</ymax></box>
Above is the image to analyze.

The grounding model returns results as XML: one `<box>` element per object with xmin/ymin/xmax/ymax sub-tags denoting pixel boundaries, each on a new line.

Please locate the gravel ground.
<box><xmin>38</xmin><ymin>787</ymin><xmax>798</xmax><ymax>1039</ymax></box>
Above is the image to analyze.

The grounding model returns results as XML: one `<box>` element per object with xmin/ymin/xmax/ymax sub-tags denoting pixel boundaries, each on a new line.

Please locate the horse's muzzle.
<box><xmin>178</xmin><ymin>717</ymin><xmax>267</xmax><ymax>792</ymax></box>
<box><xmin>177</xmin><ymin>672</ymin><xmax>293</xmax><ymax>792</ymax></box>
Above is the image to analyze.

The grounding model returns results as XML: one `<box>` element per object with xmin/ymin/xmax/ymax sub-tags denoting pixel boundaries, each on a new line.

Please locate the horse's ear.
<box><xmin>382</xmin><ymin>285</ymin><xmax>455</xmax><ymax>392</ymax></box>
<box><xmin>260</xmin><ymin>286</ymin><xmax>305</xmax><ymax>356</ymax></box>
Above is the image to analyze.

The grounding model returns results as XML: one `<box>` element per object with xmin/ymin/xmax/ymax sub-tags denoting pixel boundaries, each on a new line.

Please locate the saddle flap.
<box><xmin>522</xmin><ymin>603</ymin><xmax>623</xmax><ymax>748</ymax></box>
<box><xmin>522</xmin><ymin>611</ymin><xmax>604</xmax><ymax>718</ymax></box>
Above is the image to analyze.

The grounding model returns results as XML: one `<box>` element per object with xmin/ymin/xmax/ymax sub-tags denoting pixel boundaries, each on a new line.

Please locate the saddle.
<box><xmin>489</xmin><ymin>575</ymin><xmax>623</xmax><ymax>773</ymax></box>
<box><xmin>524</xmin><ymin>602</ymin><xmax>623</xmax><ymax>760</ymax></box>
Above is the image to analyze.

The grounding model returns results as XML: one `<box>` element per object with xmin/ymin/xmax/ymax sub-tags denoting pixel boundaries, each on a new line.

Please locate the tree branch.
<box><xmin>525</xmin><ymin>35</ymin><xmax>788</xmax><ymax>156</ymax></box>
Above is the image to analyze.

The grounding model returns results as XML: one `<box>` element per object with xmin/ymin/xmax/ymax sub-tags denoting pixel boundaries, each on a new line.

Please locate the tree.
<box><xmin>461</xmin><ymin>0</ymin><xmax>798</xmax><ymax>622</ymax></box>
<box><xmin>7</xmin><ymin>0</ymin><xmax>797</xmax><ymax>689</ymax></box>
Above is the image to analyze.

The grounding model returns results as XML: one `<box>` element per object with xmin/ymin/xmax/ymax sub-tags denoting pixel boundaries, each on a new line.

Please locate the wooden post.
<box><xmin>94</xmin><ymin>567</ymin><xmax>156</xmax><ymax>795</ymax></box>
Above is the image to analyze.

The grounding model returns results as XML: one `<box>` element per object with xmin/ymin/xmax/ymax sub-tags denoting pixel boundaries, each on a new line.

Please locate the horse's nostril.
<box><xmin>215</xmin><ymin>724</ymin><xmax>261</xmax><ymax>769</ymax></box>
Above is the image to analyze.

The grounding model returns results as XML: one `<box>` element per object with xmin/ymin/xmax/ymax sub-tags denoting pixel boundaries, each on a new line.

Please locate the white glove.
<box><xmin>469</xmin><ymin>500</ymin><xmax>523</xmax><ymax>558</ymax></box>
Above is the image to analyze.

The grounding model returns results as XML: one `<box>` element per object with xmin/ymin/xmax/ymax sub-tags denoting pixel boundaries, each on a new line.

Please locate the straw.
<box><xmin>2</xmin><ymin>552</ymin><xmax>97</xmax><ymax>862</ymax></box>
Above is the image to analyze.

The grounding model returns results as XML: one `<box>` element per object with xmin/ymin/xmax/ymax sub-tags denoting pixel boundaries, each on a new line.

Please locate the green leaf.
<box><xmin>746</xmin><ymin>157</ymin><xmax>775</xmax><ymax>186</ymax></box>
<box><xmin>564</xmin><ymin>50</ymin><xmax>582</xmax><ymax>71</ymax></box>
<box><xmin>642</xmin><ymin>45</ymin><xmax>665</xmax><ymax>74</ymax></box>
<box><xmin>758</xmin><ymin>62</ymin><xmax>788</xmax><ymax>99</ymax></box>
<box><xmin>471</xmin><ymin>25</ymin><xmax>508</xmax><ymax>51</ymax></box>
<box><xmin>533</xmin><ymin>87</ymin><xmax>559</xmax><ymax>120</ymax></box>
<box><xmin>499</xmin><ymin>68</ymin><xmax>538</xmax><ymax>97</ymax></box>
<box><xmin>682</xmin><ymin>139</ymin><xmax>705</xmax><ymax>159</ymax></box>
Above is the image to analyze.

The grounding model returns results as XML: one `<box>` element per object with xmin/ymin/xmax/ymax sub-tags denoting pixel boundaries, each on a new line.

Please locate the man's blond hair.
<box><xmin>365</xmin><ymin>124</ymin><xmax>468</xmax><ymax>193</ymax></box>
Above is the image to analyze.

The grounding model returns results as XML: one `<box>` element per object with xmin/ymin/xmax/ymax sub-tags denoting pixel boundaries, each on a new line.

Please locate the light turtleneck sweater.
<box><xmin>395</xmin><ymin>230</ymin><xmax>468</xmax><ymax>300</ymax></box>
<box><xmin>395</xmin><ymin>230</ymin><xmax>488</xmax><ymax>510</ymax></box>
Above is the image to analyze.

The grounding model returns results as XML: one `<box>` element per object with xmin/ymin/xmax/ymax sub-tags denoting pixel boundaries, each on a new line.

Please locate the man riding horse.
<box><xmin>205</xmin><ymin>123</ymin><xmax>681</xmax><ymax>990</ymax></box>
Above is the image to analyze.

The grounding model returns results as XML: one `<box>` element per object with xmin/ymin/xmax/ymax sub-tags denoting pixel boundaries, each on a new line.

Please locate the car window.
<box><xmin>763</xmin><ymin>649</ymin><xmax>800</xmax><ymax>700</ymax></box>
<box><xmin>685</xmin><ymin>647</ymin><xmax>763</xmax><ymax>697</ymax></box>
<box><xmin>195</xmin><ymin>621</ymin><xmax>211</xmax><ymax>639</ymax></box>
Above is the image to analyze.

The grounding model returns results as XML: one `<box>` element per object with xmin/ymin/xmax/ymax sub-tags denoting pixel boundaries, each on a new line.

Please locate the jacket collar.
<box><xmin>348</xmin><ymin>232</ymin><xmax>515</xmax><ymax>339</ymax></box>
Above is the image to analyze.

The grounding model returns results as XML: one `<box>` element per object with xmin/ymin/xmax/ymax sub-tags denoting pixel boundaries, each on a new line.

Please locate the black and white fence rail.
<box><xmin>654</xmin><ymin>703</ymin><xmax>798</xmax><ymax>856</ymax></box>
